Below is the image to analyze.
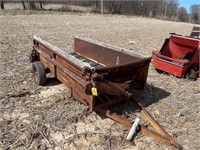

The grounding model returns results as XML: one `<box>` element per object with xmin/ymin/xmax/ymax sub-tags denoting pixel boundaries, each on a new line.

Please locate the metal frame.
<box><xmin>97</xmin><ymin>82</ymin><xmax>182</xmax><ymax>149</ymax></box>
<box><xmin>30</xmin><ymin>36</ymin><xmax>182</xmax><ymax>149</ymax></box>
<box><xmin>152</xmin><ymin>34</ymin><xmax>200</xmax><ymax>79</ymax></box>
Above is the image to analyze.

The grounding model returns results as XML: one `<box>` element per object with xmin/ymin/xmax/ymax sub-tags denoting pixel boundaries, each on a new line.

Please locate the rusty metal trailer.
<box><xmin>30</xmin><ymin>36</ymin><xmax>182</xmax><ymax>149</ymax></box>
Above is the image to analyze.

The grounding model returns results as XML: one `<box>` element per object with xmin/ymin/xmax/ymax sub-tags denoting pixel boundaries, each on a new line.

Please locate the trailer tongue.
<box><xmin>30</xmin><ymin>36</ymin><xmax>182</xmax><ymax>149</ymax></box>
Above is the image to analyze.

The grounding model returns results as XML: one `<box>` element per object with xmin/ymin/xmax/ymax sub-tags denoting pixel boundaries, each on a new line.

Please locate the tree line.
<box><xmin>0</xmin><ymin>0</ymin><xmax>199</xmax><ymax>24</ymax></box>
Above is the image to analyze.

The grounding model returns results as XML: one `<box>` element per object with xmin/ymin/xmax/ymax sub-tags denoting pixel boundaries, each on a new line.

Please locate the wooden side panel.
<box><xmin>39</xmin><ymin>44</ymin><xmax>54</xmax><ymax>57</ymax></box>
<box><xmin>56</xmin><ymin>68</ymin><xmax>94</xmax><ymax>110</ymax></box>
<box><xmin>56</xmin><ymin>55</ymin><xmax>82</xmax><ymax>77</ymax></box>
<box><xmin>39</xmin><ymin>54</ymin><xmax>55</xmax><ymax>75</ymax></box>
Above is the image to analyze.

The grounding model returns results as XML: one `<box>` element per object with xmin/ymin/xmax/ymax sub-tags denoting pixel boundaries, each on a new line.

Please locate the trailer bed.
<box><xmin>30</xmin><ymin>36</ymin><xmax>182</xmax><ymax>149</ymax></box>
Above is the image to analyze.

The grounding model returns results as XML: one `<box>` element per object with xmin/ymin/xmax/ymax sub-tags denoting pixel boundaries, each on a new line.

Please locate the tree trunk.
<box><xmin>94</xmin><ymin>0</ymin><xmax>99</xmax><ymax>12</ymax></box>
<box><xmin>101</xmin><ymin>0</ymin><xmax>103</xmax><ymax>15</ymax></box>
<box><xmin>39</xmin><ymin>1</ymin><xmax>43</xmax><ymax>9</ymax></box>
<box><xmin>1</xmin><ymin>0</ymin><xmax>5</xmax><ymax>10</ymax></box>
<box><xmin>29</xmin><ymin>1</ymin><xmax>36</xmax><ymax>10</ymax></box>
<box><xmin>22</xmin><ymin>1</ymin><xmax>26</xmax><ymax>10</ymax></box>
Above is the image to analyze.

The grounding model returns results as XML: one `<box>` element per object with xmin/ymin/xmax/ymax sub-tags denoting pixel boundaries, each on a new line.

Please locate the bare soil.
<box><xmin>0</xmin><ymin>10</ymin><xmax>200</xmax><ymax>150</ymax></box>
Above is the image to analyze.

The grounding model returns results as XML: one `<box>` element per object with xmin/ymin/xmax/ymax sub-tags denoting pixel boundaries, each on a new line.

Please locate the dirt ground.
<box><xmin>0</xmin><ymin>10</ymin><xmax>200</xmax><ymax>150</ymax></box>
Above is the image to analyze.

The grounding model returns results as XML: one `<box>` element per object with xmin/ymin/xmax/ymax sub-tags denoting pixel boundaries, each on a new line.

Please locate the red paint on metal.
<box><xmin>152</xmin><ymin>34</ymin><xmax>200</xmax><ymax>78</ymax></box>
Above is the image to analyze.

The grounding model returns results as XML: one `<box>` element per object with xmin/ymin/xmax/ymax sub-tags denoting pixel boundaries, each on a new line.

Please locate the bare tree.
<box><xmin>166</xmin><ymin>0</ymin><xmax>179</xmax><ymax>18</ymax></box>
<box><xmin>29</xmin><ymin>1</ymin><xmax>36</xmax><ymax>10</ymax></box>
<box><xmin>0</xmin><ymin>0</ymin><xmax>4</xmax><ymax>10</ymax></box>
<box><xmin>104</xmin><ymin>0</ymin><xmax>126</xmax><ymax>14</ymax></box>
<box><xmin>104</xmin><ymin>0</ymin><xmax>115</xmax><ymax>14</ymax></box>
<box><xmin>39</xmin><ymin>1</ymin><xmax>43</xmax><ymax>9</ymax></box>
<box><xmin>20</xmin><ymin>1</ymin><xmax>44</xmax><ymax>10</ymax></box>
<box><xmin>178</xmin><ymin>7</ymin><xmax>188</xmax><ymax>22</ymax></box>
<box><xmin>0</xmin><ymin>0</ymin><xmax>189</xmax><ymax>23</ymax></box>
<box><xmin>22</xmin><ymin>1</ymin><xmax>26</xmax><ymax>10</ymax></box>
<box><xmin>190</xmin><ymin>4</ymin><xmax>200</xmax><ymax>24</ymax></box>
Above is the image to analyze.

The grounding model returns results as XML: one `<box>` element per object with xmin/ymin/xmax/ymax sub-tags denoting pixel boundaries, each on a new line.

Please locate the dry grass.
<box><xmin>0</xmin><ymin>9</ymin><xmax>199</xmax><ymax>150</ymax></box>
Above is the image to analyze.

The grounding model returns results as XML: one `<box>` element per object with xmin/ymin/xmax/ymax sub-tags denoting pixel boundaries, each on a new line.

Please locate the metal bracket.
<box><xmin>96</xmin><ymin>81</ymin><xmax>182</xmax><ymax>149</ymax></box>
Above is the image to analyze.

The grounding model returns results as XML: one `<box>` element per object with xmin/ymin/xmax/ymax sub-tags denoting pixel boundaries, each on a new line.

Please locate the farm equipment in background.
<box><xmin>190</xmin><ymin>25</ymin><xmax>200</xmax><ymax>39</ymax></box>
<box><xmin>152</xmin><ymin>33</ymin><xmax>200</xmax><ymax>80</ymax></box>
<box><xmin>30</xmin><ymin>36</ymin><xmax>182</xmax><ymax>149</ymax></box>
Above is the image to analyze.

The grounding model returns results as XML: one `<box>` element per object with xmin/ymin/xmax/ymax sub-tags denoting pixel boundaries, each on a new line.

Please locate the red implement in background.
<box><xmin>152</xmin><ymin>33</ymin><xmax>200</xmax><ymax>80</ymax></box>
<box><xmin>190</xmin><ymin>25</ymin><xmax>200</xmax><ymax>39</ymax></box>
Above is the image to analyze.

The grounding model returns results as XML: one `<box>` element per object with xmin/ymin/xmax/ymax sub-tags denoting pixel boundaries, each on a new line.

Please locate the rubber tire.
<box><xmin>185</xmin><ymin>69</ymin><xmax>197</xmax><ymax>81</ymax></box>
<box><xmin>32</xmin><ymin>61</ymin><xmax>46</xmax><ymax>85</ymax></box>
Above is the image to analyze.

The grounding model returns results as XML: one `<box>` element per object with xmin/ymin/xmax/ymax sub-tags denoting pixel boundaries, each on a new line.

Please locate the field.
<box><xmin>0</xmin><ymin>10</ymin><xmax>200</xmax><ymax>150</ymax></box>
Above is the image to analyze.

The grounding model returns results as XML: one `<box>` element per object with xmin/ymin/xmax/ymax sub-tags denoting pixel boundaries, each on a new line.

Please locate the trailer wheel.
<box><xmin>32</xmin><ymin>61</ymin><xmax>46</xmax><ymax>85</ymax></box>
<box><xmin>185</xmin><ymin>69</ymin><xmax>197</xmax><ymax>81</ymax></box>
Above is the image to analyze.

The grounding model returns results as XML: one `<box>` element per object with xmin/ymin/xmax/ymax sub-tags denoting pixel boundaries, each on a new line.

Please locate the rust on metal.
<box><xmin>30</xmin><ymin>35</ymin><xmax>182</xmax><ymax>149</ymax></box>
<box><xmin>96</xmin><ymin>82</ymin><xmax>182</xmax><ymax>149</ymax></box>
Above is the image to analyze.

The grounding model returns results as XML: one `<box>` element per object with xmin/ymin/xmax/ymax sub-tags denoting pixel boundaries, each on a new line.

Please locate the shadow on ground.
<box><xmin>98</xmin><ymin>83</ymin><xmax>171</xmax><ymax>118</ymax></box>
<box><xmin>138</xmin><ymin>83</ymin><xmax>171</xmax><ymax>107</ymax></box>
<box><xmin>44</xmin><ymin>78</ymin><xmax>171</xmax><ymax>120</ymax></box>
<box><xmin>45</xmin><ymin>77</ymin><xmax>61</xmax><ymax>86</ymax></box>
